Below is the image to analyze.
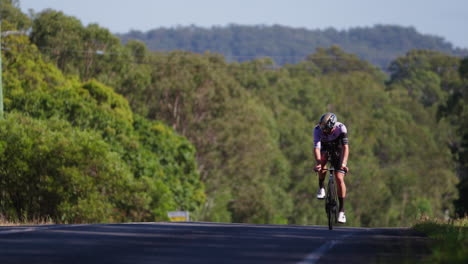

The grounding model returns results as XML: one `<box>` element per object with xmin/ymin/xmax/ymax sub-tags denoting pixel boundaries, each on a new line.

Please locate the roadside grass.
<box><xmin>0</xmin><ymin>215</ymin><xmax>55</xmax><ymax>226</ymax></box>
<box><xmin>413</xmin><ymin>217</ymin><xmax>468</xmax><ymax>263</ymax></box>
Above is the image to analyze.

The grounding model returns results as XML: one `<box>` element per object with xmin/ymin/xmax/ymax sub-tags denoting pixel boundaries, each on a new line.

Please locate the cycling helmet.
<box><xmin>319</xmin><ymin>113</ymin><xmax>337</xmax><ymax>132</ymax></box>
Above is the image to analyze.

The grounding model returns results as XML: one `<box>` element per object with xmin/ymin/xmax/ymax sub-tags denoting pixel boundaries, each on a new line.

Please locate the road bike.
<box><xmin>317</xmin><ymin>146</ymin><xmax>344</xmax><ymax>230</ymax></box>
<box><xmin>323</xmin><ymin>167</ymin><xmax>338</xmax><ymax>230</ymax></box>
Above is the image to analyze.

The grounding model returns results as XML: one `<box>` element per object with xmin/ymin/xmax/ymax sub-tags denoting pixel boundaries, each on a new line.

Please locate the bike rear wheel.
<box><xmin>326</xmin><ymin>179</ymin><xmax>338</xmax><ymax>230</ymax></box>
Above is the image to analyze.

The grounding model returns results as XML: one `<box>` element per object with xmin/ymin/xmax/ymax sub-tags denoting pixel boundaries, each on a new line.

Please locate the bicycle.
<box><xmin>323</xmin><ymin>167</ymin><xmax>338</xmax><ymax>230</ymax></box>
<box><xmin>321</xmin><ymin>147</ymin><xmax>341</xmax><ymax>230</ymax></box>
<box><xmin>316</xmin><ymin>145</ymin><xmax>346</xmax><ymax>230</ymax></box>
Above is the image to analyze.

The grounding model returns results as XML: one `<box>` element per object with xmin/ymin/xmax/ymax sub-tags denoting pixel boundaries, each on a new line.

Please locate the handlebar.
<box><xmin>315</xmin><ymin>167</ymin><xmax>349</xmax><ymax>173</ymax></box>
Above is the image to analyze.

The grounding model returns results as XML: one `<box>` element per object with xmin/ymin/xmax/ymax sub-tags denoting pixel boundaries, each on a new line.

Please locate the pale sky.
<box><xmin>19</xmin><ymin>0</ymin><xmax>468</xmax><ymax>48</ymax></box>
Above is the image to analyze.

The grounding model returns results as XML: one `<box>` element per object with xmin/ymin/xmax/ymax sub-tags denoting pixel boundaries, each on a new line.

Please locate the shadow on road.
<box><xmin>0</xmin><ymin>222</ymin><xmax>432</xmax><ymax>264</ymax></box>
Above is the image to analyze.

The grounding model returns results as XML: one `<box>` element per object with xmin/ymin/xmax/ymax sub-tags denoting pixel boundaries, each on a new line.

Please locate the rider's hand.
<box><xmin>314</xmin><ymin>164</ymin><xmax>322</xmax><ymax>172</ymax></box>
<box><xmin>340</xmin><ymin>165</ymin><xmax>349</xmax><ymax>173</ymax></box>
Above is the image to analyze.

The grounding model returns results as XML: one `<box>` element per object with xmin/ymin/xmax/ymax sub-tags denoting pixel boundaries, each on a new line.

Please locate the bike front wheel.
<box><xmin>326</xmin><ymin>180</ymin><xmax>338</xmax><ymax>230</ymax></box>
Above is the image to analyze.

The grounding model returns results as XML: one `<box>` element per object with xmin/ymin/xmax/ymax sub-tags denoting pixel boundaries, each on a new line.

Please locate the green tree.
<box><xmin>115</xmin><ymin>51</ymin><xmax>293</xmax><ymax>223</ymax></box>
<box><xmin>0</xmin><ymin>113</ymin><xmax>133</xmax><ymax>223</ymax></box>
<box><xmin>306</xmin><ymin>46</ymin><xmax>384</xmax><ymax>78</ymax></box>
<box><xmin>2</xmin><ymin>27</ymin><xmax>205</xmax><ymax>223</ymax></box>
<box><xmin>0</xmin><ymin>0</ymin><xmax>32</xmax><ymax>31</ymax></box>
<box><xmin>119</xmin><ymin>24</ymin><xmax>468</xmax><ymax>69</ymax></box>
<box><xmin>30</xmin><ymin>9</ymin><xmax>129</xmax><ymax>85</ymax></box>
<box><xmin>453</xmin><ymin>57</ymin><xmax>468</xmax><ymax>217</ymax></box>
<box><xmin>30</xmin><ymin>9</ymin><xmax>84</xmax><ymax>73</ymax></box>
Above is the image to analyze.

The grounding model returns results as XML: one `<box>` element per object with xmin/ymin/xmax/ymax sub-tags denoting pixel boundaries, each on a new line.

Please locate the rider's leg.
<box><xmin>318</xmin><ymin>152</ymin><xmax>328</xmax><ymax>188</ymax></box>
<box><xmin>335</xmin><ymin>171</ymin><xmax>346</xmax><ymax>212</ymax></box>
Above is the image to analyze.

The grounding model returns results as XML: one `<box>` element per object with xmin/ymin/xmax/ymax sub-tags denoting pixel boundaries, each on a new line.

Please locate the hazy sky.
<box><xmin>19</xmin><ymin>0</ymin><xmax>468</xmax><ymax>48</ymax></box>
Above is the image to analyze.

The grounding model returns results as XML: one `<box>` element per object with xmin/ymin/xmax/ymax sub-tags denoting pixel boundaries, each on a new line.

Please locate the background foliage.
<box><xmin>1</xmin><ymin>0</ymin><xmax>466</xmax><ymax>226</ymax></box>
<box><xmin>118</xmin><ymin>24</ymin><xmax>468</xmax><ymax>69</ymax></box>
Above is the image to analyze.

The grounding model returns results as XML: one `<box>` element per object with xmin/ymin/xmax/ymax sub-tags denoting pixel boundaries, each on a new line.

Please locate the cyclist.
<box><xmin>313</xmin><ymin>113</ymin><xmax>349</xmax><ymax>223</ymax></box>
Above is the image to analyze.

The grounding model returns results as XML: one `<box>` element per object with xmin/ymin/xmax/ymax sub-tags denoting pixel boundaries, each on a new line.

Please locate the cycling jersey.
<box><xmin>314</xmin><ymin>122</ymin><xmax>348</xmax><ymax>171</ymax></box>
<box><xmin>314</xmin><ymin>122</ymin><xmax>349</xmax><ymax>150</ymax></box>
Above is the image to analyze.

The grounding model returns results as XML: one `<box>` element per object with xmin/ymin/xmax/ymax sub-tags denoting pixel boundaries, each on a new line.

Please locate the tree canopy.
<box><xmin>118</xmin><ymin>24</ymin><xmax>468</xmax><ymax>70</ymax></box>
<box><xmin>1</xmin><ymin>16</ymin><xmax>204</xmax><ymax>223</ymax></box>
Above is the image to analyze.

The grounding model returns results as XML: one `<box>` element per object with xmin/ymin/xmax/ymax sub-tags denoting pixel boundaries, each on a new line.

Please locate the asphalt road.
<box><xmin>0</xmin><ymin>222</ymin><xmax>432</xmax><ymax>264</ymax></box>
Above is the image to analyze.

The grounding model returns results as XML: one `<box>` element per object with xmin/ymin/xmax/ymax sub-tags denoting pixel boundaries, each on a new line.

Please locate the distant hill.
<box><xmin>118</xmin><ymin>24</ymin><xmax>468</xmax><ymax>70</ymax></box>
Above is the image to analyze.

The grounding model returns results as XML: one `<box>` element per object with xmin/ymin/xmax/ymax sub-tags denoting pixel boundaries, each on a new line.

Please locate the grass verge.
<box><xmin>413</xmin><ymin>217</ymin><xmax>467</xmax><ymax>263</ymax></box>
<box><xmin>0</xmin><ymin>215</ymin><xmax>55</xmax><ymax>226</ymax></box>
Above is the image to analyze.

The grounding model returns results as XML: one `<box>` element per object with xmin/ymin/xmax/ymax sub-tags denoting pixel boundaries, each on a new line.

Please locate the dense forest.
<box><xmin>1</xmin><ymin>0</ymin><xmax>467</xmax><ymax>227</ymax></box>
<box><xmin>119</xmin><ymin>24</ymin><xmax>468</xmax><ymax>70</ymax></box>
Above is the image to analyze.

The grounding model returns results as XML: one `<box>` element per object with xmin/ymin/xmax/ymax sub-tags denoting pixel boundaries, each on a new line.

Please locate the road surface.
<box><xmin>0</xmin><ymin>222</ymin><xmax>432</xmax><ymax>263</ymax></box>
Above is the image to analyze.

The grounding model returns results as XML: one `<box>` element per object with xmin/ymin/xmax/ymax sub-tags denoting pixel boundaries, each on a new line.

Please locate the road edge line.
<box><xmin>0</xmin><ymin>224</ymin><xmax>91</xmax><ymax>235</ymax></box>
<box><xmin>296</xmin><ymin>232</ymin><xmax>354</xmax><ymax>264</ymax></box>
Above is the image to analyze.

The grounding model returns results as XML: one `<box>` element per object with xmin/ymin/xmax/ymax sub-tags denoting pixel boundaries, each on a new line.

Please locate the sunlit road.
<box><xmin>0</xmin><ymin>222</ymin><xmax>431</xmax><ymax>263</ymax></box>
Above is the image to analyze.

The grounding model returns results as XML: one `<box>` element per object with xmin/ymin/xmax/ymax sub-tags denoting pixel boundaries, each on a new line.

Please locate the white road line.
<box><xmin>0</xmin><ymin>227</ymin><xmax>40</xmax><ymax>235</ymax></box>
<box><xmin>297</xmin><ymin>232</ymin><xmax>354</xmax><ymax>264</ymax></box>
<box><xmin>0</xmin><ymin>222</ymin><xmax>166</xmax><ymax>235</ymax></box>
<box><xmin>0</xmin><ymin>224</ymin><xmax>89</xmax><ymax>235</ymax></box>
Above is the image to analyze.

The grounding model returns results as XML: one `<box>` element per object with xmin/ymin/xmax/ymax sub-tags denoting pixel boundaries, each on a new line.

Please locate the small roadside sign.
<box><xmin>167</xmin><ymin>211</ymin><xmax>190</xmax><ymax>222</ymax></box>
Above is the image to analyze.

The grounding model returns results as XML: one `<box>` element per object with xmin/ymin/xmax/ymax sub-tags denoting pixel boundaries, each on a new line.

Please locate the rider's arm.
<box><xmin>313</xmin><ymin>127</ymin><xmax>322</xmax><ymax>171</ymax></box>
<box><xmin>313</xmin><ymin>127</ymin><xmax>322</xmax><ymax>165</ymax></box>
<box><xmin>339</xmin><ymin>125</ymin><xmax>349</xmax><ymax>168</ymax></box>
<box><xmin>341</xmin><ymin>144</ymin><xmax>349</xmax><ymax>167</ymax></box>
<box><xmin>314</xmin><ymin>147</ymin><xmax>321</xmax><ymax>165</ymax></box>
